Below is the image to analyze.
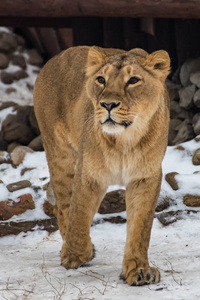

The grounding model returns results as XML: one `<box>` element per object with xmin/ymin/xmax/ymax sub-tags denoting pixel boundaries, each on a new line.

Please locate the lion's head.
<box><xmin>86</xmin><ymin>47</ymin><xmax>170</xmax><ymax>135</ymax></box>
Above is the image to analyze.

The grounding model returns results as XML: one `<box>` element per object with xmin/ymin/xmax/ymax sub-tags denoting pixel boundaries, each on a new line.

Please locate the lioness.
<box><xmin>34</xmin><ymin>46</ymin><xmax>170</xmax><ymax>286</ymax></box>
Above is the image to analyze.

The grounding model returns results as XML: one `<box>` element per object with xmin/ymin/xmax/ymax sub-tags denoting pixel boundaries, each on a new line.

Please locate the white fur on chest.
<box><xmin>105</xmin><ymin>151</ymin><xmax>137</xmax><ymax>187</ymax></box>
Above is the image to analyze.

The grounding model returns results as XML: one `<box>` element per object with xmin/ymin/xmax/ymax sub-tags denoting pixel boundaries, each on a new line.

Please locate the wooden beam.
<box><xmin>0</xmin><ymin>0</ymin><xmax>200</xmax><ymax>19</ymax></box>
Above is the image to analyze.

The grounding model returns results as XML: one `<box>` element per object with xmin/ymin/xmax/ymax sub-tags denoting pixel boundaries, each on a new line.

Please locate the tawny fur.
<box><xmin>33</xmin><ymin>46</ymin><xmax>170</xmax><ymax>286</ymax></box>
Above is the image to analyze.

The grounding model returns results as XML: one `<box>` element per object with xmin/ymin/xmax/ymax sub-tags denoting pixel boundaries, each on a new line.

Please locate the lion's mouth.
<box><xmin>101</xmin><ymin>117</ymin><xmax>132</xmax><ymax>128</ymax></box>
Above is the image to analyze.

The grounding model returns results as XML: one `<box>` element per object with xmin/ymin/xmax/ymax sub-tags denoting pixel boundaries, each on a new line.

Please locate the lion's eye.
<box><xmin>96</xmin><ymin>76</ymin><xmax>105</xmax><ymax>85</ymax></box>
<box><xmin>127</xmin><ymin>77</ymin><xmax>140</xmax><ymax>85</ymax></box>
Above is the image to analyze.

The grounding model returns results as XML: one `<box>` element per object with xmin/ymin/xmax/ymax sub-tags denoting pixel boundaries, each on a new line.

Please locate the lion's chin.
<box><xmin>101</xmin><ymin>122</ymin><xmax>125</xmax><ymax>135</ymax></box>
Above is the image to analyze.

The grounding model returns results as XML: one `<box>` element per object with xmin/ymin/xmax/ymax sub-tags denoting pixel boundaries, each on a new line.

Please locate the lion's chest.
<box><xmin>104</xmin><ymin>150</ymin><xmax>142</xmax><ymax>186</ymax></box>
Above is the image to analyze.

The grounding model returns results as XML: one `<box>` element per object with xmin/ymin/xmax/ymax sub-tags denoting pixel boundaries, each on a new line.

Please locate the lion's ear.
<box><xmin>142</xmin><ymin>50</ymin><xmax>171</xmax><ymax>82</ymax></box>
<box><xmin>86</xmin><ymin>46</ymin><xmax>107</xmax><ymax>77</ymax></box>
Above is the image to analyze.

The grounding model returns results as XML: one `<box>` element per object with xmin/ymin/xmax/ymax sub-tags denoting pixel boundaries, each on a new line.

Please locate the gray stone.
<box><xmin>0</xmin><ymin>151</ymin><xmax>11</xmax><ymax>164</ymax></box>
<box><xmin>98</xmin><ymin>189</ymin><xmax>126</xmax><ymax>214</ymax></box>
<box><xmin>6</xmin><ymin>180</ymin><xmax>31</xmax><ymax>192</ymax></box>
<box><xmin>7</xmin><ymin>142</ymin><xmax>20</xmax><ymax>153</ymax></box>
<box><xmin>28</xmin><ymin>135</ymin><xmax>43</xmax><ymax>151</ymax></box>
<box><xmin>5</xmin><ymin>87</ymin><xmax>16</xmax><ymax>94</ymax></box>
<box><xmin>193</xmin><ymin>113</ymin><xmax>200</xmax><ymax>135</ymax></box>
<box><xmin>1</xmin><ymin>72</ymin><xmax>14</xmax><ymax>84</ymax></box>
<box><xmin>183</xmin><ymin>194</ymin><xmax>200</xmax><ymax>207</ymax></box>
<box><xmin>26</xmin><ymin>49</ymin><xmax>43</xmax><ymax>66</ymax></box>
<box><xmin>11</xmin><ymin>146</ymin><xmax>34</xmax><ymax>166</ymax></box>
<box><xmin>170</xmin><ymin>100</ymin><xmax>182</xmax><ymax>118</ymax></box>
<box><xmin>157</xmin><ymin>211</ymin><xmax>183</xmax><ymax>226</ymax></box>
<box><xmin>172</xmin><ymin>120</ymin><xmax>195</xmax><ymax>145</ymax></box>
<box><xmin>172</xmin><ymin>66</ymin><xmax>181</xmax><ymax>84</ymax></box>
<box><xmin>193</xmin><ymin>89</ymin><xmax>200</xmax><ymax>108</ymax></box>
<box><xmin>13</xmin><ymin>69</ymin><xmax>28</xmax><ymax>80</ymax></box>
<box><xmin>168</xmin><ymin>119</ymin><xmax>182</xmax><ymax>146</ymax></box>
<box><xmin>180</xmin><ymin>57</ymin><xmax>200</xmax><ymax>86</ymax></box>
<box><xmin>190</xmin><ymin>72</ymin><xmax>200</xmax><ymax>88</ymax></box>
<box><xmin>0</xmin><ymin>217</ymin><xmax>58</xmax><ymax>237</ymax></box>
<box><xmin>0</xmin><ymin>53</ymin><xmax>9</xmax><ymax>69</ymax></box>
<box><xmin>0</xmin><ymin>32</ymin><xmax>18</xmax><ymax>53</ymax></box>
<box><xmin>28</xmin><ymin>107</ymin><xmax>40</xmax><ymax>136</ymax></box>
<box><xmin>176</xmin><ymin>109</ymin><xmax>192</xmax><ymax>121</ymax></box>
<box><xmin>155</xmin><ymin>195</ymin><xmax>172</xmax><ymax>212</ymax></box>
<box><xmin>178</xmin><ymin>84</ymin><xmax>196</xmax><ymax>109</ymax></box>
<box><xmin>0</xmin><ymin>137</ymin><xmax>8</xmax><ymax>151</ymax></box>
<box><xmin>1</xmin><ymin>106</ymin><xmax>36</xmax><ymax>144</ymax></box>
<box><xmin>11</xmin><ymin>54</ymin><xmax>27</xmax><ymax>69</ymax></box>
<box><xmin>192</xmin><ymin>148</ymin><xmax>200</xmax><ymax>165</ymax></box>
<box><xmin>165</xmin><ymin>172</ymin><xmax>179</xmax><ymax>191</ymax></box>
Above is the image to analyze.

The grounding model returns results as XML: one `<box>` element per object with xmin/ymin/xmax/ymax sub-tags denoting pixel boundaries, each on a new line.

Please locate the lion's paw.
<box><xmin>120</xmin><ymin>267</ymin><xmax>160</xmax><ymax>286</ymax></box>
<box><xmin>61</xmin><ymin>241</ymin><xmax>95</xmax><ymax>269</ymax></box>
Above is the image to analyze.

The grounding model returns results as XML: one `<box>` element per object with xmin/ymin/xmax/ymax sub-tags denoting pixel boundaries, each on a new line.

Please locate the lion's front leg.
<box><xmin>61</xmin><ymin>174</ymin><xmax>106</xmax><ymax>269</ymax></box>
<box><xmin>121</xmin><ymin>173</ymin><xmax>162</xmax><ymax>286</ymax></box>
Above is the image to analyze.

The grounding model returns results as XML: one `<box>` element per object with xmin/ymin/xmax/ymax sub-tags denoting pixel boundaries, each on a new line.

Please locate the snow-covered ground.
<box><xmin>0</xmin><ymin>138</ymin><xmax>200</xmax><ymax>299</ymax></box>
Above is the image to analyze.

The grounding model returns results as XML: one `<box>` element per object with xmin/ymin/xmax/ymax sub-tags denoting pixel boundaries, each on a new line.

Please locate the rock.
<box><xmin>180</xmin><ymin>57</ymin><xmax>200</xmax><ymax>86</ymax></box>
<box><xmin>98</xmin><ymin>189</ymin><xmax>126</xmax><ymax>214</ymax></box>
<box><xmin>6</xmin><ymin>180</ymin><xmax>31</xmax><ymax>192</ymax></box>
<box><xmin>2</xmin><ymin>120</ymin><xmax>36</xmax><ymax>145</ymax></box>
<box><xmin>192</xmin><ymin>148</ymin><xmax>200</xmax><ymax>165</ymax></box>
<box><xmin>0</xmin><ymin>151</ymin><xmax>11</xmax><ymax>164</ymax></box>
<box><xmin>0</xmin><ymin>101</ymin><xmax>17</xmax><ymax>111</ymax></box>
<box><xmin>13</xmin><ymin>69</ymin><xmax>28</xmax><ymax>80</ymax></box>
<box><xmin>1</xmin><ymin>106</ymin><xmax>37</xmax><ymax>144</ymax></box>
<box><xmin>170</xmin><ymin>100</ymin><xmax>182</xmax><ymax>118</ymax></box>
<box><xmin>28</xmin><ymin>135</ymin><xmax>43</xmax><ymax>151</ymax></box>
<box><xmin>93</xmin><ymin>216</ymin><xmax>126</xmax><ymax>226</ymax></box>
<box><xmin>43</xmin><ymin>200</ymin><xmax>55</xmax><ymax>217</ymax></box>
<box><xmin>178</xmin><ymin>84</ymin><xmax>196</xmax><ymax>109</ymax></box>
<box><xmin>168</xmin><ymin>119</ymin><xmax>182</xmax><ymax>146</ymax></box>
<box><xmin>7</xmin><ymin>142</ymin><xmax>20</xmax><ymax>153</ymax></box>
<box><xmin>46</xmin><ymin>181</ymin><xmax>56</xmax><ymax>205</ymax></box>
<box><xmin>192</xmin><ymin>113</ymin><xmax>200</xmax><ymax>136</ymax></box>
<box><xmin>172</xmin><ymin>66</ymin><xmax>181</xmax><ymax>83</ymax></box>
<box><xmin>190</xmin><ymin>72</ymin><xmax>200</xmax><ymax>88</ymax></box>
<box><xmin>20</xmin><ymin>168</ymin><xmax>35</xmax><ymax>176</ymax></box>
<box><xmin>0</xmin><ymin>137</ymin><xmax>8</xmax><ymax>151</ymax></box>
<box><xmin>11</xmin><ymin>146</ymin><xmax>34</xmax><ymax>166</ymax></box>
<box><xmin>176</xmin><ymin>109</ymin><xmax>192</xmax><ymax>121</ymax></box>
<box><xmin>193</xmin><ymin>89</ymin><xmax>200</xmax><ymax>108</ymax></box>
<box><xmin>172</xmin><ymin>120</ymin><xmax>195</xmax><ymax>145</ymax></box>
<box><xmin>0</xmin><ymin>194</ymin><xmax>35</xmax><ymax>221</ymax></box>
<box><xmin>175</xmin><ymin>145</ymin><xmax>185</xmax><ymax>151</ymax></box>
<box><xmin>0</xmin><ymin>53</ymin><xmax>9</xmax><ymax>69</ymax></box>
<box><xmin>5</xmin><ymin>87</ymin><xmax>17</xmax><ymax>94</ymax></box>
<box><xmin>183</xmin><ymin>194</ymin><xmax>200</xmax><ymax>207</ymax></box>
<box><xmin>165</xmin><ymin>172</ymin><xmax>179</xmax><ymax>190</ymax></box>
<box><xmin>1</xmin><ymin>72</ymin><xmax>14</xmax><ymax>84</ymax></box>
<box><xmin>0</xmin><ymin>217</ymin><xmax>58</xmax><ymax>237</ymax></box>
<box><xmin>155</xmin><ymin>195</ymin><xmax>172</xmax><ymax>212</ymax></box>
<box><xmin>26</xmin><ymin>49</ymin><xmax>43</xmax><ymax>66</ymax></box>
<box><xmin>0</xmin><ymin>32</ymin><xmax>18</xmax><ymax>53</ymax></box>
<box><xmin>157</xmin><ymin>211</ymin><xmax>183</xmax><ymax>226</ymax></box>
<box><xmin>15</xmin><ymin>34</ymin><xmax>26</xmax><ymax>47</ymax></box>
<box><xmin>11</xmin><ymin>54</ymin><xmax>27</xmax><ymax>69</ymax></box>
<box><xmin>28</xmin><ymin>107</ymin><xmax>40</xmax><ymax>136</ymax></box>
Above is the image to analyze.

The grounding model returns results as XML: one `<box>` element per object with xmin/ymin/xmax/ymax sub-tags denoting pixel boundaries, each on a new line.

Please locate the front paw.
<box><xmin>61</xmin><ymin>240</ymin><xmax>95</xmax><ymax>269</ymax></box>
<box><xmin>120</xmin><ymin>267</ymin><xmax>160</xmax><ymax>286</ymax></box>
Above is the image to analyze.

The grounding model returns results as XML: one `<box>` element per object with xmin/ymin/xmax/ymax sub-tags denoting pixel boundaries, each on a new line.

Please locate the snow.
<box><xmin>0</xmin><ymin>139</ymin><xmax>200</xmax><ymax>299</ymax></box>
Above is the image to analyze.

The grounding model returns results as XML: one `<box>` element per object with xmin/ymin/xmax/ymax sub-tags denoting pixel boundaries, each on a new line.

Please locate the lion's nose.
<box><xmin>100</xmin><ymin>102</ymin><xmax>120</xmax><ymax>112</ymax></box>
